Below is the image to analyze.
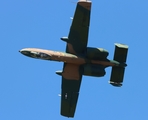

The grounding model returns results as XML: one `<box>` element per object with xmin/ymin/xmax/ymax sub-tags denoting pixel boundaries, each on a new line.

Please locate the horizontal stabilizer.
<box><xmin>109</xmin><ymin>43</ymin><xmax>128</xmax><ymax>87</ymax></box>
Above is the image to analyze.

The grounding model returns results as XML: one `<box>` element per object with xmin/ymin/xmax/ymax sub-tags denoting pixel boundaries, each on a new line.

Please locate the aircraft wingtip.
<box><xmin>78</xmin><ymin>0</ymin><xmax>91</xmax><ymax>3</ymax></box>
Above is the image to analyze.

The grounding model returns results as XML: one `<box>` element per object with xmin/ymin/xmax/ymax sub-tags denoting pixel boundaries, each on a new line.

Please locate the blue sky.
<box><xmin>1</xmin><ymin>0</ymin><xmax>148</xmax><ymax>119</ymax></box>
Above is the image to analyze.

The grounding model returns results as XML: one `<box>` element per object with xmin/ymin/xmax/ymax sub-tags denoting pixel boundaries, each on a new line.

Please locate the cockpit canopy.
<box><xmin>20</xmin><ymin>49</ymin><xmax>51</xmax><ymax>60</ymax></box>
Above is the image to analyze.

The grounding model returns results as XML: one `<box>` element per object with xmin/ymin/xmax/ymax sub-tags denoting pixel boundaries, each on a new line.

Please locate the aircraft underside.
<box><xmin>19</xmin><ymin>0</ymin><xmax>128</xmax><ymax>118</ymax></box>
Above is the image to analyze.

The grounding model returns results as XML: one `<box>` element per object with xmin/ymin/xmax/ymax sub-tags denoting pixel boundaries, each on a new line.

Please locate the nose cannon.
<box><xmin>19</xmin><ymin>48</ymin><xmax>51</xmax><ymax>60</ymax></box>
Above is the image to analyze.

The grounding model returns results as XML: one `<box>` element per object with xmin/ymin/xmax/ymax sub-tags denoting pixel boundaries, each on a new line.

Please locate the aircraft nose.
<box><xmin>19</xmin><ymin>49</ymin><xmax>25</xmax><ymax>54</ymax></box>
<box><xmin>19</xmin><ymin>48</ymin><xmax>30</xmax><ymax>56</ymax></box>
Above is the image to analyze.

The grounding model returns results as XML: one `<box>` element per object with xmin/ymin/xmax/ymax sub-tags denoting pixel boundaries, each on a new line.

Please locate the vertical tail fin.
<box><xmin>109</xmin><ymin>43</ymin><xmax>128</xmax><ymax>87</ymax></box>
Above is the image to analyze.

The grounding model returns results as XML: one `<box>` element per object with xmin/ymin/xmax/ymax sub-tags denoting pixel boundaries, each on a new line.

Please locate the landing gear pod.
<box><xmin>61</xmin><ymin>37</ymin><xmax>69</xmax><ymax>42</ymax></box>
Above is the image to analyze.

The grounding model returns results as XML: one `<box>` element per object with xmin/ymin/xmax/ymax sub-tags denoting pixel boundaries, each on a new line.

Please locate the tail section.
<box><xmin>109</xmin><ymin>43</ymin><xmax>128</xmax><ymax>87</ymax></box>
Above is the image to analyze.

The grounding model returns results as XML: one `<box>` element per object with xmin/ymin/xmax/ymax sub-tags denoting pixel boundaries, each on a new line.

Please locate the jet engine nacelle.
<box><xmin>86</xmin><ymin>47</ymin><xmax>109</xmax><ymax>60</ymax></box>
<box><xmin>83</xmin><ymin>64</ymin><xmax>106</xmax><ymax>77</ymax></box>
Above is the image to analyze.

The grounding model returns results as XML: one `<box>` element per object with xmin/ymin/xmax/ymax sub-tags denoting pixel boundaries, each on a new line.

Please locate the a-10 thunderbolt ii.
<box><xmin>19</xmin><ymin>0</ymin><xmax>128</xmax><ymax>118</ymax></box>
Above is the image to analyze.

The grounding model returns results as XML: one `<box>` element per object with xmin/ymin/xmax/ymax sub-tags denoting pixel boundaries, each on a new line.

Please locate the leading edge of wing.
<box><xmin>66</xmin><ymin>1</ymin><xmax>91</xmax><ymax>55</ymax></box>
<box><xmin>60</xmin><ymin>63</ymin><xmax>83</xmax><ymax>117</ymax></box>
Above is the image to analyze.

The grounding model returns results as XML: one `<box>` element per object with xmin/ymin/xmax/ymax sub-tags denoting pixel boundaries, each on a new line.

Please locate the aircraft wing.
<box><xmin>60</xmin><ymin>1</ymin><xmax>91</xmax><ymax>117</ymax></box>
<box><xmin>66</xmin><ymin>1</ymin><xmax>91</xmax><ymax>54</ymax></box>
<box><xmin>61</xmin><ymin>63</ymin><xmax>83</xmax><ymax>117</ymax></box>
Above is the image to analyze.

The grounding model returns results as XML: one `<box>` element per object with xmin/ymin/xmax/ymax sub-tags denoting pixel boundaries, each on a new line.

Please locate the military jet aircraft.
<box><xmin>19</xmin><ymin>0</ymin><xmax>128</xmax><ymax>118</ymax></box>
